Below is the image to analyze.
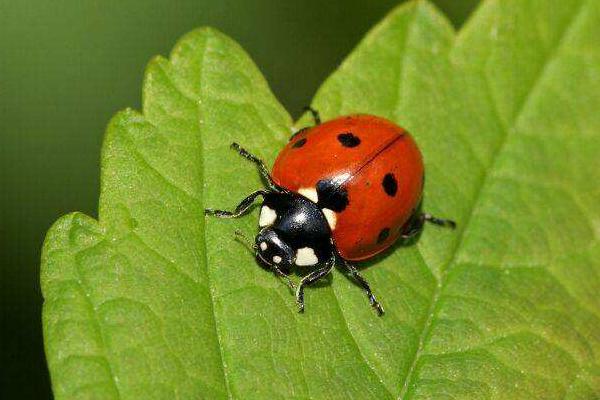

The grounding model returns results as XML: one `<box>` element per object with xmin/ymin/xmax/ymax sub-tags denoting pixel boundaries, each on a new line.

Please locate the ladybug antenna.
<box><xmin>234</xmin><ymin>229</ymin><xmax>257</xmax><ymax>252</ymax></box>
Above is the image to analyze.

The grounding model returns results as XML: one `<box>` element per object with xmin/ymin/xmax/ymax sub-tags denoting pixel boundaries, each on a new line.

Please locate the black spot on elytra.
<box><xmin>382</xmin><ymin>173</ymin><xmax>398</xmax><ymax>197</ymax></box>
<box><xmin>337</xmin><ymin>132</ymin><xmax>361</xmax><ymax>147</ymax></box>
<box><xmin>316</xmin><ymin>179</ymin><xmax>349</xmax><ymax>212</ymax></box>
<box><xmin>377</xmin><ymin>228</ymin><xmax>390</xmax><ymax>243</ymax></box>
<box><xmin>292</xmin><ymin>138</ymin><xmax>307</xmax><ymax>148</ymax></box>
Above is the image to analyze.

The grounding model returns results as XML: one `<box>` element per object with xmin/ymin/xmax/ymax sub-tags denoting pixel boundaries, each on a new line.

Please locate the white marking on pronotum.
<box><xmin>272</xmin><ymin>255</ymin><xmax>282</xmax><ymax>264</ymax></box>
<box><xmin>260</xmin><ymin>242</ymin><xmax>268</xmax><ymax>251</ymax></box>
<box><xmin>259</xmin><ymin>206</ymin><xmax>277</xmax><ymax>227</ymax></box>
<box><xmin>322</xmin><ymin>208</ymin><xmax>337</xmax><ymax>230</ymax></box>
<box><xmin>298</xmin><ymin>187</ymin><xmax>319</xmax><ymax>203</ymax></box>
<box><xmin>295</xmin><ymin>247</ymin><xmax>319</xmax><ymax>266</ymax></box>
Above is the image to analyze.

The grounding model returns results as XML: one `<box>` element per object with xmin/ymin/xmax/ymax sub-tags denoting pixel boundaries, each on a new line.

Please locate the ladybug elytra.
<box><xmin>205</xmin><ymin>108</ymin><xmax>455</xmax><ymax>315</ymax></box>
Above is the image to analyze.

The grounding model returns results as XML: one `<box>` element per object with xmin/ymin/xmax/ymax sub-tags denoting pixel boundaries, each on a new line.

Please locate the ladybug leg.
<box><xmin>400</xmin><ymin>211</ymin><xmax>456</xmax><ymax>243</ymax></box>
<box><xmin>230</xmin><ymin>142</ymin><xmax>279</xmax><ymax>191</ymax></box>
<box><xmin>423</xmin><ymin>213</ymin><xmax>456</xmax><ymax>229</ymax></box>
<box><xmin>340</xmin><ymin>259</ymin><xmax>385</xmax><ymax>316</ymax></box>
<box><xmin>205</xmin><ymin>189</ymin><xmax>267</xmax><ymax>218</ymax></box>
<box><xmin>400</xmin><ymin>214</ymin><xmax>425</xmax><ymax>242</ymax></box>
<box><xmin>289</xmin><ymin>106</ymin><xmax>322</xmax><ymax>140</ymax></box>
<box><xmin>295</xmin><ymin>256</ymin><xmax>335</xmax><ymax>313</ymax></box>
<box><xmin>289</xmin><ymin>127</ymin><xmax>309</xmax><ymax>141</ymax></box>
<box><xmin>303</xmin><ymin>106</ymin><xmax>321</xmax><ymax>125</ymax></box>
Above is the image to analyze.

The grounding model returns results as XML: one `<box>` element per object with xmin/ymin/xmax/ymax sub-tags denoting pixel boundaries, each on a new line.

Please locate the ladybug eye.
<box><xmin>255</xmin><ymin>228</ymin><xmax>294</xmax><ymax>268</ymax></box>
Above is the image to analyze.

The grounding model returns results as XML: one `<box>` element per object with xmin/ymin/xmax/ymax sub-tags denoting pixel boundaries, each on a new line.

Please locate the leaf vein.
<box><xmin>71</xmin><ymin>239</ymin><xmax>122</xmax><ymax>398</ymax></box>
<box><xmin>196</xmin><ymin>33</ymin><xmax>234</xmax><ymax>400</ymax></box>
<box><xmin>331</xmin><ymin>287</ymin><xmax>395</xmax><ymax>399</ymax></box>
<box><xmin>397</xmin><ymin>2</ymin><xmax>588</xmax><ymax>398</ymax></box>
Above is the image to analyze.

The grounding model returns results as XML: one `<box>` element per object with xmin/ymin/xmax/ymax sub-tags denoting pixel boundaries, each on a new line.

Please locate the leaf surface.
<box><xmin>42</xmin><ymin>1</ymin><xmax>600</xmax><ymax>399</ymax></box>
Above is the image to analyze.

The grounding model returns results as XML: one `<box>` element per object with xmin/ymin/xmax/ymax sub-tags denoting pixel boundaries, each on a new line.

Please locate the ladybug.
<box><xmin>205</xmin><ymin>108</ymin><xmax>455</xmax><ymax>315</ymax></box>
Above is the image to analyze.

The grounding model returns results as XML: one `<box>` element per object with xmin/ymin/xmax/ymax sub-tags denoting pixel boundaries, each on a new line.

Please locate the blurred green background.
<box><xmin>0</xmin><ymin>0</ymin><xmax>478</xmax><ymax>397</ymax></box>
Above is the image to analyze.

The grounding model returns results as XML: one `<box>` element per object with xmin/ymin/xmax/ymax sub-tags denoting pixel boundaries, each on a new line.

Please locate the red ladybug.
<box><xmin>206</xmin><ymin>108</ymin><xmax>455</xmax><ymax>315</ymax></box>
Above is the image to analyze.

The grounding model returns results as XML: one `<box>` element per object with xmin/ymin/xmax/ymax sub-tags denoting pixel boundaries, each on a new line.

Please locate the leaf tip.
<box><xmin>169</xmin><ymin>26</ymin><xmax>233</xmax><ymax>57</ymax></box>
<box><xmin>40</xmin><ymin>212</ymin><xmax>101</xmax><ymax>291</ymax></box>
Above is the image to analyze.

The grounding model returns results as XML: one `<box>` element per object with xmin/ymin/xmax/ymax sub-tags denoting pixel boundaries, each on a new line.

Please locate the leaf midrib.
<box><xmin>397</xmin><ymin>2</ymin><xmax>587</xmax><ymax>398</ymax></box>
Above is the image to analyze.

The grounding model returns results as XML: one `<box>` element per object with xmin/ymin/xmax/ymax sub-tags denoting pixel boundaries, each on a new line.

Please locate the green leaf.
<box><xmin>41</xmin><ymin>1</ymin><xmax>600</xmax><ymax>399</ymax></box>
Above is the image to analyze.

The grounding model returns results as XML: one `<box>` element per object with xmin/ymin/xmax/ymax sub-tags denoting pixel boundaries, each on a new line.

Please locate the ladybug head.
<box><xmin>255</xmin><ymin>227</ymin><xmax>295</xmax><ymax>271</ymax></box>
<box><xmin>252</xmin><ymin>191</ymin><xmax>335</xmax><ymax>272</ymax></box>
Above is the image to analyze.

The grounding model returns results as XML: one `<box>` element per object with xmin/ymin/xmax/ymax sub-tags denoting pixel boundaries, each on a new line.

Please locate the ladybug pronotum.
<box><xmin>205</xmin><ymin>108</ymin><xmax>456</xmax><ymax>315</ymax></box>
